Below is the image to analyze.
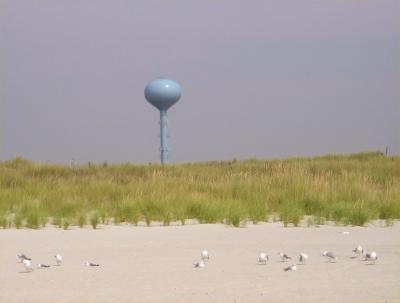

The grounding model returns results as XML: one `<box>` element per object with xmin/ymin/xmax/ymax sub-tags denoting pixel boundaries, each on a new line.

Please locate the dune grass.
<box><xmin>0</xmin><ymin>152</ymin><xmax>399</xmax><ymax>229</ymax></box>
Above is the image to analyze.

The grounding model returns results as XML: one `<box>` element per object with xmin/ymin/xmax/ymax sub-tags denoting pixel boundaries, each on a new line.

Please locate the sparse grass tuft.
<box><xmin>26</xmin><ymin>211</ymin><xmax>40</xmax><ymax>229</ymax></box>
<box><xmin>14</xmin><ymin>214</ymin><xmax>23</xmax><ymax>229</ymax></box>
<box><xmin>77</xmin><ymin>214</ymin><xmax>86</xmax><ymax>228</ymax></box>
<box><xmin>280</xmin><ymin>204</ymin><xmax>303</xmax><ymax>227</ymax></box>
<box><xmin>0</xmin><ymin>215</ymin><xmax>8</xmax><ymax>228</ymax></box>
<box><xmin>40</xmin><ymin>216</ymin><xmax>48</xmax><ymax>228</ymax></box>
<box><xmin>90</xmin><ymin>212</ymin><xmax>99</xmax><ymax>229</ymax></box>
<box><xmin>379</xmin><ymin>201</ymin><xmax>400</xmax><ymax>219</ymax></box>
<box><xmin>248</xmin><ymin>202</ymin><xmax>267</xmax><ymax>224</ymax></box>
<box><xmin>186</xmin><ymin>201</ymin><xmax>221</xmax><ymax>224</ymax></box>
<box><xmin>63</xmin><ymin>219</ymin><xmax>70</xmax><ymax>230</ymax></box>
<box><xmin>348</xmin><ymin>206</ymin><xmax>371</xmax><ymax>226</ymax></box>
<box><xmin>162</xmin><ymin>212</ymin><xmax>171</xmax><ymax>226</ymax></box>
<box><xmin>52</xmin><ymin>217</ymin><xmax>63</xmax><ymax>228</ymax></box>
<box><xmin>227</xmin><ymin>209</ymin><xmax>242</xmax><ymax>227</ymax></box>
<box><xmin>330</xmin><ymin>202</ymin><xmax>351</xmax><ymax>223</ymax></box>
<box><xmin>314</xmin><ymin>216</ymin><xmax>326</xmax><ymax>225</ymax></box>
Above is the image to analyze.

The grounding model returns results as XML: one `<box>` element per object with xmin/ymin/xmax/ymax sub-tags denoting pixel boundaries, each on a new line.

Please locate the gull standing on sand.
<box><xmin>86</xmin><ymin>261</ymin><xmax>100</xmax><ymax>267</ymax></box>
<box><xmin>363</xmin><ymin>251</ymin><xmax>378</xmax><ymax>264</ymax></box>
<box><xmin>322</xmin><ymin>251</ymin><xmax>338</xmax><ymax>262</ymax></box>
<box><xmin>258</xmin><ymin>252</ymin><xmax>269</xmax><ymax>265</ymax></box>
<box><xmin>54</xmin><ymin>254</ymin><xmax>62</xmax><ymax>266</ymax></box>
<box><xmin>17</xmin><ymin>253</ymin><xmax>31</xmax><ymax>263</ymax></box>
<box><xmin>278</xmin><ymin>252</ymin><xmax>292</xmax><ymax>262</ymax></box>
<box><xmin>22</xmin><ymin>259</ymin><xmax>33</xmax><ymax>272</ymax></box>
<box><xmin>298</xmin><ymin>253</ymin><xmax>308</xmax><ymax>265</ymax></box>
<box><xmin>201</xmin><ymin>250</ymin><xmax>210</xmax><ymax>261</ymax></box>
<box><xmin>352</xmin><ymin>245</ymin><xmax>363</xmax><ymax>258</ymax></box>
<box><xmin>194</xmin><ymin>260</ymin><xmax>205</xmax><ymax>268</ymax></box>
<box><xmin>283</xmin><ymin>264</ymin><xmax>297</xmax><ymax>272</ymax></box>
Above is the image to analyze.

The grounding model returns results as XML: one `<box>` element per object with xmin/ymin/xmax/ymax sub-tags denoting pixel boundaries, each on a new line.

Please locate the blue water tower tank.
<box><xmin>145</xmin><ymin>78</ymin><xmax>181</xmax><ymax>111</ymax></box>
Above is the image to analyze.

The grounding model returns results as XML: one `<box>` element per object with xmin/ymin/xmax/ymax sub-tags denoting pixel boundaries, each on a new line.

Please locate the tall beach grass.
<box><xmin>0</xmin><ymin>152</ymin><xmax>399</xmax><ymax>229</ymax></box>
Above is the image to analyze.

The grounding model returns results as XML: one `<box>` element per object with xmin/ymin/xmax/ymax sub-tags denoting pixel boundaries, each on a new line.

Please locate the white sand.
<box><xmin>1</xmin><ymin>222</ymin><xmax>399</xmax><ymax>303</ymax></box>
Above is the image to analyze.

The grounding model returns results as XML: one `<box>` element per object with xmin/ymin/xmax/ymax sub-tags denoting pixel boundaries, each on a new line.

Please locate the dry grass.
<box><xmin>0</xmin><ymin>152</ymin><xmax>399</xmax><ymax>228</ymax></box>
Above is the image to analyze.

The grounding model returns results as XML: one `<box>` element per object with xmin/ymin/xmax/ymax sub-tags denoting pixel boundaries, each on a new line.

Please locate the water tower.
<box><xmin>145</xmin><ymin>78</ymin><xmax>181</xmax><ymax>164</ymax></box>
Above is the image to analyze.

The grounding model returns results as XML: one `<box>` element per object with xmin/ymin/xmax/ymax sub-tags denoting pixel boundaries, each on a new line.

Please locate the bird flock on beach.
<box><xmin>193</xmin><ymin>245</ymin><xmax>378</xmax><ymax>272</ymax></box>
<box><xmin>17</xmin><ymin>253</ymin><xmax>99</xmax><ymax>272</ymax></box>
<box><xmin>17</xmin><ymin>244</ymin><xmax>378</xmax><ymax>273</ymax></box>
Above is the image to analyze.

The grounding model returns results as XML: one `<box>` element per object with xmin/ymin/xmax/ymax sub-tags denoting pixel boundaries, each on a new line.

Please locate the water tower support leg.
<box><xmin>160</xmin><ymin>109</ymin><xmax>168</xmax><ymax>164</ymax></box>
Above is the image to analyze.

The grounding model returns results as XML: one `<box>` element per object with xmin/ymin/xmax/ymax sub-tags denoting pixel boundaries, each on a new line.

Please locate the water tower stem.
<box><xmin>160</xmin><ymin>109</ymin><xmax>168</xmax><ymax>164</ymax></box>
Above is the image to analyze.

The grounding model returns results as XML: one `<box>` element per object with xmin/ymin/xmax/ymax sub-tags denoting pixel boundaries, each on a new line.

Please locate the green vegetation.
<box><xmin>77</xmin><ymin>213</ymin><xmax>86</xmax><ymax>228</ymax></box>
<box><xmin>63</xmin><ymin>219</ymin><xmax>70</xmax><ymax>230</ymax></box>
<box><xmin>0</xmin><ymin>152</ymin><xmax>399</xmax><ymax>229</ymax></box>
<box><xmin>90</xmin><ymin>212</ymin><xmax>99</xmax><ymax>229</ymax></box>
<box><xmin>0</xmin><ymin>215</ymin><xmax>9</xmax><ymax>228</ymax></box>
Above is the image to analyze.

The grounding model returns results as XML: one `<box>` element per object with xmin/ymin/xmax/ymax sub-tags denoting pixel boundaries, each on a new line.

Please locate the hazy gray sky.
<box><xmin>1</xmin><ymin>0</ymin><xmax>399</xmax><ymax>164</ymax></box>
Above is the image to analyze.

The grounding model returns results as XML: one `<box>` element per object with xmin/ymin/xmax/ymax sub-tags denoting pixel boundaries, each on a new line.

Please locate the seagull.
<box><xmin>54</xmin><ymin>254</ymin><xmax>62</xmax><ymax>266</ymax></box>
<box><xmin>322</xmin><ymin>251</ymin><xmax>338</xmax><ymax>262</ymax></box>
<box><xmin>340</xmin><ymin>231</ymin><xmax>350</xmax><ymax>235</ymax></box>
<box><xmin>201</xmin><ymin>250</ymin><xmax>210</xmax><ymax>261</ymax></box>
<box><xmin>194</xmin><ymin>260</ymin><xmax>205</xmax><ymax>268</ymax></box>
<box><xmin>258</xmin><ymin>252</ymin><xmax>269</xmax><ymax>265</ymax></box>
<box><xmin>86</xmin><ymin>261</ymin><xmax>100</xmax><ymax>267</ymax></box>
<box><xmin>283</xmin><ymin>264</ymin><xmax>297</xmax><ymax>272</ymax></box>
<box><xmin>17</xmin><ymin>253</ymin><xmax>31</xmax><ymax>263</ymax></box>
<box><xmin>278</xmin><ymin>252</ymin><xmax>292</xmax><ymax>262</ymax></box>
<box><xmin>37</xmin><ymin>263</ymin><xmax>51</xmax><ymax>268</ymax></box>
<box><xmin>352</xmin><ymin>245</ymin><xmax>363</xmax><ymax>258</ymax></box>
<box><xmin>298</xmin><ymin>253</ymin><xmax>309</xmax><ymax>265</ymax></box>
<box><xmin>363</xmin><ymin>251</ymin><xmax>378</xmax><ymax>264</ymax></box>
<box><xmin>22</xmin><ymin>259</ymin><xmax>33</xmax><ymax>272</ymax></box>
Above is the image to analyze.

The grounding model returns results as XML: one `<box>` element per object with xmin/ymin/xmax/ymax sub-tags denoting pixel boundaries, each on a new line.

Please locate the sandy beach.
<box><xmin>1</xmin><ymin>222</ymin><xmax>399</xmax><ymax>303</ymax></box>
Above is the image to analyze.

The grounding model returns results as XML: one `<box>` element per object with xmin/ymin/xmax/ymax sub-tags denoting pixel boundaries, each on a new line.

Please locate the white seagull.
<box><xmin>278</xmin><ymin>252</ymin><xmax>292</xmax><ymax>262</ymax></box>
<box><xmin>298</xmin><ymin>253</ymin><xmax>309</xmax><ymax>265</ymax></box>
<box><xmin>22</xmin><ymin>259</ymin><xmax>33</xmax><ymax>272</ymax></box>
<box><xmin>352</xmin><ymin>245</ymin><xmax>363</xmax><ymax>258</ymax></box>
<box><xmin>201</xmin><ymin>250</ymin><xmax>210</xmax><ymax>261</ymax></box>
<box><xmin>194</xmin><ymin>260</ymin><xmax>205</xmax><ymax>268</ymax></box>
<box><xmin>283</xmin><ymin>263</ymin><xmax>297</xmax><ymax>272</ymax></box>
<box><xmin>86</xmin><ymin>261</ymin><xmax>100</xmax><ymax>267</ymax></box>
<box><xmin>37</xmin><ymin>263</ymin><xmax>51</xmax><ymax>268</ymax></box>
<box><xmin>17</xmin><ymin>253</ymin><xmax>31</xmax><ymax>263</ymax></box>
<box><xmin>363</xmin><ymin>251</ymin><xmax>378</xmax><ymax>264</ymax></box>
<box><xmin>322</xmin><ymin>251</ymin><xmax>338</xmax><ymax>262</ymax></box>
<box><xmin>54</xmin><ymin>254</ymin><xmax>62</xmax><ymax>266</ymax></box>
<box><xmin>258</xmin><ymin>252</ymin><xmax>269</xmax><ymax>265</ymax></box>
